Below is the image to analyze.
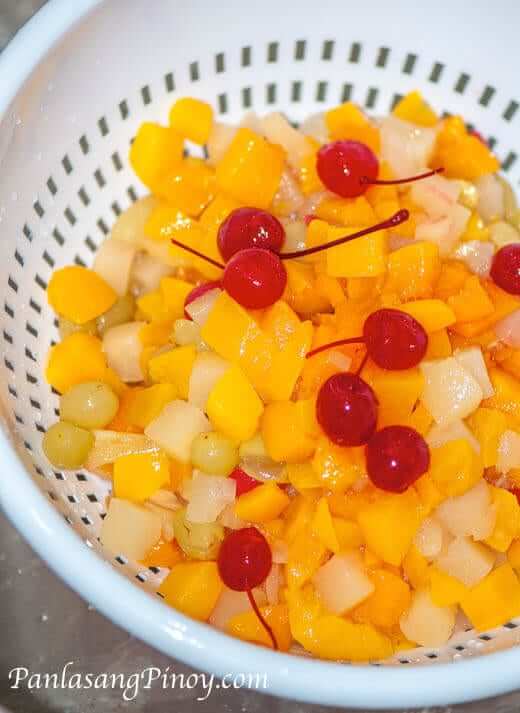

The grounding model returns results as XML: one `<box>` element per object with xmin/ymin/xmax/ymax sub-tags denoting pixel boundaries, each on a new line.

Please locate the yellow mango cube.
<box><xmin>484</xmin><ymin>368</ymin><xmax>520</xmax><ymax>423</ymax></box>
<box><xmin>260</xmin><ymin>300</ymin><xmax>300</xmax><ymax>349</ymax></box>
<box><xmin>403</xmin><ymin>401</ymin><xmax>434</xmax><ymax>436</ymax></box>
<box><xmin>392</xmin><ymin>91</ymin><xmax>438</xmax><ymax>127</ymax></box>
<box><xmin>507</xmin><ymin>539</ymin><xmax>520</xmax><ymax>570</ymax></box>
<box><xmin>260</xmin><ymin>321</ymin><xmax>314</xmax><ymax>402</ymax></box>
<box><xmin>113</xmin><ymin>451</ymin><xmax>170</xmax><ymax>502</ymax></box>
<box><xmin>298</xmin><ymin>139</ymin><xmax>325</xmax><ymax>195</ymax></box>
<box><xmin>386</xmin><ymin>242</ymin><xmax>441</xmax><ymax>300</ymax></box>
<box><xmin>144</xmin><ymin>202</ymin><xmax>193</xmax><ymax>242</ymax></box>
<box><xmin>415</xmin><ymin>473</ymin><xmax>445</xmax><ymax>513</ymax></box>
<box><xmin>424</xmin><ymin>329</ymin><xmax>452</xmax><ymax>360</ymax></box>
<box><xmin>448</xmin><ymin>275</ymin><xmax>495</xmax><ymax>324</ymax></box>
<box><xmin>357</xmin><ymin>489</ymin><xmax>423</xmax><ymax>566</ymax></box>
<box><xmin>283</xmin><ymin>493</ymin><xmax>319</xmax><ymax>542</ymax></box>
<box><xmin>216</xmin><ymin>128</ymin><xmax>285</xmax><ymax>209</ymax></box>
<box><xmin>129</xmin><ymin>122</ymin><xmax>184</xmax><ymax>189</ymax></box>
<box><xmin>159</xmin><ymin>561</ymin><xmax>223</xmax><ymax>621</ymax></box>
<box><xmin>429</xmin><ymin>566</ymin><xmax>469</xmax><ymax>606</ymax></box>
<box><xmin>206</xmin><ymin>365</ymin><xmax>263</xmax><ymax>442</ymax></box>
<box><xmin>199</xmin><ymin>193</ymin><xmax>242</xmax><ymax>231</ymax></box>
<box><xmin>402</xmin><ymin>545</ymin><xmax>430</xmax><ymax>588</ymax></box>
<box><xmin>315</xmin><ymin>196</ymin><xmax>376</xmax><ymax>227</ymax></box>
<box><xmin>148</xmin><ymin>345</ymin><xmax>196</xmax><ymax>399</ymax></box>
<box><xmin>485</xmin><ymin>486</ymin><xmax>520</xmax><ymax>552</ymax></box>
<box><xmin>227</xmin><ymin>603</ymin><xmax>291</xmax><ymax>651</ymax></box>
<box><xmin>48</xmin><ymin>266</ymin><xmax>117</xmax><ymax>324</ymax></box>
<box><xmin>363</xmin><ymin>361</ymin><xmax>424</xmax><ymax>430</ymax></box>
<box><xmin>432</xmin><ymin>116</ymin><xmax>500</xmax><ymax>181</ymax></box>
<box><xmin>139</xmin><ymin>321</ymin><xmax>174</xmax><ymax>348</ymax></box>
<box><xmin>235</xmin><ymin>481</ymin><xmax>290</xmax><ymax>523</ymax></box>
<box><xmin>312</xmin><ymin>438</ymin><xmax>365</xmax><ymax>492</ymax></box>
<box><xmin>400</xmin><ymin>299</ymin><xmax>456</xmax><ymax>333</ymax></box>
<box><xmin>325</xmin><ymin>102</ymin><xmax>380</xmax><ymax>152</ymax></box>
<box><xmin>136</xmin><ymin>290</ymin><xmax>167</xmax><ymax>322</ymax></box>
<box><xmin>428</xmin><ymin>439</ymin><xmax>483</xmax><ymax>497</ymax></box>
<box><xmin>352</xmin><ymin>569</ymin><xmax>411</xmax><ymax>630</ymax></box>
<box><xmin>468</xmin><ymin>407</ymin><xmax>508</xmax><ymax>468</ymax></box>
<box><xmin>155</xmin><ymin>158</ymin><xmax>216</xmax><ymax>217</ymax></box>
<box><xmin>284</xmin><ymin>261</ymin><xmax>331</xmax><ymax>314</ymax></box>
<box><xmin>333</xmin><ymin>518</ymin><xmax>364</xmax><ymax>549</ymax></box>
<box><xmin>125</xmin><ymin>384</ymin><xmax>177</xmax><ymax>429</ymax></box>
<box><xmin>286</xmin><ymin>529</ymin><xmax>327</xmax><ymax>588</ymax></box>
<box><xmin>312</xmin><ymin>498</ymin><xmax>340</xmax><ymax>553</ymax></box>
<box><xmin>262</xmin><ymin>400</ymin><xmax>317</xmax><ymax>463</ymax></box>
<box><xmin>169</xmin><ymin>97</ymin><xmax>213</xmax><ymax>145</ymax></box>
<box><xmin>286</xmin><ymin>462</ymin><xmax>322</xmax><ymax>491</ymax></box>
<box><xmin>326</xmin><ymin>226</ymin><xmax>387</xmax><ymax>278</ymax></box>
<box><xmin>161</xmin><ymin>278</ymin><xmax>199</xmax><ymax>322</ymax></box>
<box><xmin>461</xmin><ymin>564</ymin><xmax>520</xmax><ymax>631</ymax></box>
<box><xmin>462</xmin><ymin>211</ymin><xmax>490</xmax><ymax>242</ymax></box>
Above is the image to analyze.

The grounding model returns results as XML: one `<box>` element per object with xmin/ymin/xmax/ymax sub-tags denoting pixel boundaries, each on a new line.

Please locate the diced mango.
<box><xmin>298</xmin><ymin>139</ymin><xmax>325</xmax><ymax>195</ymax></box>
<box><xmin>235</xmin><ymin>481</ymin><xmax>290</xmax><ymax>523</ymax></box>
<box><xmin>415</xmin><ymin>473</ymin><xmax>445</xmax><ymax>513</ymax></box>
<box><xmin>424</xmin><ymin>329</ymin><xmax>452</xmax><ymax>360</ymax></box>
<box><xmin>315</xmin><ymin>274</ymin><xmax>347</xmax><ymax>308</ymax></box>
<box><xmin>364</xmin><ymin>162</ymin><xmax>398</xmax><ymax>207</ymax></box>
<box><xmin>286</xmin><ymin>462</ymin><xmax>322</xmax><ymax>491</ymax></box>
<box><xmin>363</xmin><ymin>361</ymin><xmax>424</xmax><ymax>430</ymax></box>
<box><xmin>429</xmin><ymin>566</ymin><xmax>469</xmax><ymax>606</ymax></box>
<box><xmin>158</xmin><ymin>561</ymin><xmax>222</xmax><ymax>621</ymax></box>
<box><xmin>199</xmin><ymin>193</ymin><xmax>242</xmax><ymax>231</ymax></box>
<box><xmin>161</xmin><ymin>277</ymin><xmax>195</xmax><ymax>318</ymax></box>
<box><xmin>143</xmin><ymin>540</ymin><xmax>183</xmax><ymax>569</ymax></box>
<box><xmin>261</xmin><ymin>321</ymin><xmax>314</xmax><ymax>402</ymax></box>
<box><xmin>431</xmin><ymin>116</ymin><xmax>500</xmax><ymax>181</ymax></box>
<box><xmin>129</xmin><ymin>122</ymin><xmax>184</xmax><ymax>189</ymax></box>
<box><xmin>207</xmin><ymin>365</ymin><xmax>263</xmax><ymax>442</ymax></box>
<box><xmin>315</xmin><ymin>196</ymin><xmax>376</xmax><ymax>227</ymax></box>
<box><xmin>468</xmin><ymin>407</ymin><xmax>508</xmax><ymax>468</ymax></box>
<box><xmin>428</xmin><ymin>439</ymin><xmax>483</xmax><ymax>497</ymax></box>
<box><xmin>216</xmin><ymin>128</ymin><xmax>285</xmax><ymax>209</ymax></box>
<box><xmin>145</xmin><ymin>202</ymin><xmax>193</xmax><ymax>242</ymax></box>
<box><xmin>484</xmin><ymin>368</ymin><xmax>520</xmax><ymax>424</ymax></box>
<box><xmin>262</xmin><ymin>400</ymin><xmax>317</xmax><ymax>463</ymax></box>
<box><xmin>326</xmin><ymin>226</ymin><xmax>387</xmax><ymax>278</ymax></box>
<box><xmin>136</xmin><ymin>290</ymin><xmax>165</xmax><ymax>322</ymax></box>
<box><xmin>452</xmin><ymin>281</ymin><xmax>520</xmax><ymax>338</ymax></box>
<box><xmin>139</xmin><ymin>321</ymin><xmax>173</xmax><ymax>348</ymax></box>
<box><xmin>148</xmin><ymin>346</ymin><xmax>197</xmax><ymax>399</ymax></box>
<box><xmin>260</xmin><ymin>300</ymin><xmax>300</xmax><ymax>349</ymax></box>
<box><xmin>462</xmin><ymin>211</ymin><xmax>490</xmax><ymax>242</ymax></box>
<box><xmin>402</xmin><ymin>545</ymin><xmax>430</xmax><ymax>588</ymax></box>
<box><xmin>113</xmin><ymin>451</ymin><xmax>170</xmax><ymax>502</ymax></box>
<box><xmin>284</xmin><ymin>261</ymin><xmax>331</xmax><ymax>315</ymax></box>
<box><xmin>357</xmin><ymin>489</ymin><xmax>423</xmax><ymax>566</ymax></box>
<box><xmin>392</xmin><ymin>91</ymin><xmax>438</xmax><ymax>127</ymax></box>
<box><xmin>400</xmin><ymin>299</ymin><xmax>456</xmax><ymax>333</ymax></box>
<box><xmin>312</xmin><ymin>438</ymin><xmax>365</xmax><ymax>492</ymax></box>
<box><xmin>169</xmin><ymin>97</ymin><xmax>213</xmax><ymax>145</ymax></box>
<box><xmin>155</xmin><ymin>158</ymin><xmax>216</xmax><ymax>217</ymax></box>
<box><xmin>461</xmin><ymin>564</ymin><xmax>520</xmax><ymax>631</ymax></box>
<box><xmin>434</xmin><ymin>260</ymin><xmax>471</xmax><ymax>301</ymax></box>
<box><xmin>403</xmin><ymin>402</ymin><xmax>434</xmax><ymax>436</ymax></box>
<box><xmin>227</xmin><ymin>603</ymin><xmax>291</xmax><ymax>651</ymax></box>
<box><xmin>386</xmin><ymin>242</ymin><xmax>441</xmax><ymax>300</ymax></box>
<box><xmin>485</xmin><ymin>486</ymin><xmax>520</xmax><ymax>552</ymax></box>
<box><xmin>284</xmin><ymin>493</ymin><xmax>319</xmax><ymax>542</ymax></box>
<box><xmin>125</xmin><ymin>384</ymin><xmax>177</xmax><ymax>429</ymax></box>
<box><xmin>325</xmin><ymin>102</ymin><xmax>380</xmax><ymax>152</ymax></box>
<box><xmin>507</xmin><ymin>539</ymin><xmax>520</xmax><ymax>570</ymax></box>
<box><xmin>448</xmin><ymin>275</ymin><xmax>495</xmax><ymax>324</ymax></box>
<box><xmin>333</xmin><ymin>518</ymin><xmax>364</xmax><ymax>549</ymax></box>
<box><xmin>352</xmin><ymin>569</ymin><xmax>411</xmax><ymax>629</ymax></box>
<box><xmin>311</xmin><ymin>498</ymin><xmax>340</xmax><ymax>553</ymax></box>
<box><xmin>286</xmin><ymin>529</ymin><xmax>328</xmax><ymax>588</ymax></box>
<box><xmin>48</xmin><ymin>266</ymin><xmax>117</xmax><ymax>324</ymax></box>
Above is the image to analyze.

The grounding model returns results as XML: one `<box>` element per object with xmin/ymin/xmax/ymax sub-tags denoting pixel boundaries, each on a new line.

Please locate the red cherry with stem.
<box><xmin>366</xmin><ymin>425</ymin><xmax>430</xmax><ymax>493</ymax></box>
<box><xmin>316</xmin><ymin>373</ymin><xmax>378</xmax><ymax>446</ymax></box>
<box><xmin>490</xmin><ymin>244</ymin><xmax>520</xmax><ymax>295</ymax></box>
<box><xmin>218</xmin><ymin>207</ymin><xmax>285</xmax><ymax>261</ymax></box>
<box><xmin>307</xmin><ymin>308</ymin><xmax>428</xmax><ymax>371</ymax></box>
<box><xmin>317</xmin><ymin>141</ymin><xmax>379</xmax><ymax>198</ymax></box>
<box><xmin>184</xmin><ymin>281</ymin><xmax>221</xmax><ymax>319</ymax></box>
<box><xmin>218</xmin><ymin>527</ymin><xmax>277</xmax><ymax>650</ymax></box>
<box><xmin>229</xmin><ymin>467</ymin><xmax>260</xmax><ymax>496</ymax></box>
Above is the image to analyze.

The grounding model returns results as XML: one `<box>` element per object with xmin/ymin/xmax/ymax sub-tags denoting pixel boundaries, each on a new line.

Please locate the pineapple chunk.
<box><xmin>100</xmin><ymin>498</ymin><xmax>162</xmax><ymax>560</ymax></box>
<box><xmin>454</xmin><ymin>347</ymin><xmax>494</xmax><ymax>398</ymax></box>
<box><xmin>435</xmin><ymin>480</ymin><xmax>496</xmax><ymax>541</ymax></box>
<box><xmin>312</xmin><ymin>553</ymin><xmax>374</xmax><ymax>615</ymax></box>
<box><xmin>435</xmin><ymin>537</ymin><xmax>495</xmax><ymax>587</ymax></box>
<box><xmin>400</xmin><ymin>589</ymin><xmax>456</xmax><ymax>647</ymax></box>
<box><xmin>420</xmin><ymin>357</ymin><xmax>483</xmax><ymax>426</ymax></box>
<box><xmin>145</xmin><ymin>400</ymin><xmax>210</xmax><ymax>462</ymax></box>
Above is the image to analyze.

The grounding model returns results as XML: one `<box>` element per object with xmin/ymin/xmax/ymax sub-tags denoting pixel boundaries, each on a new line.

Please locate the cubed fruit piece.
<box><xmin>313</xmin><ymin>553</ymin><xmax>374</xmax><ymax>615</ymax></box>
<box><xmin>129</xmin><ymin>122</ymin><xmax>184</xmax><ymax>189</ymax></box>
<box><xmin>155</xmin><ymin>158</ymin><xmax>216</xmax><ymax>217</ymax></box>
<box><xmin>448</xmin><ymin>275</ymin><xmax>495</xmax><ymax>324</ymax></box>
<box><xmin>497</xmin><ymin>430</ymin><xmax>520</xmax><ymax>475</ymax></box>
<box><xmin>48</xmin><ymin>266</ymin><xmax>117</xmax><ymax>324</ymax></box>
<box><xmin>160</xmin><ymin>277</ymin><xmax>194</xmax><ymax>319</ymax></box>
<box><xmin>100</xmin><ymin>498</ymin><xmax>162</xmax><ymax>560</ymax></box>
<box><xmin>125</xmin><ymin>384</ymin><xmax>177</xmax><ymax>430</ymax></box>
<box><xmin>363</xmin><ymin>361</ymin><xmax>424</xmax><ymax>429</ymax></box>
<box><xmin>284</xmin><ymin>261</ymin><xmax>331</xmax><ymax>315</ymax></box>
<box><xmin>261</xmin><ymin>112</ymin><xmax>313</xmax><ymax>171</ymax></box>
<box><xmin>143</xmin><ymin>540</ymin><xmax>183</xmax><ymax>569</ymax></box>
<box><xmin>113</xmin><ymin>451</ymin><xmax>170</xmax><ymax>503</ymax></box>
<box><xmin>402</xmin><ymin>545</ymin><xmax>430</xmax><ymax>589</ymax></box>
<box><xmin>453</xmin><ymin>281</ymin><xmax>520</xmax><ymax>338</ymax></box>
<box><xmin>420</xmin><ymin>357</ymin><xmax>483</xmax><ymax>426</ymax></box>
<box><xmin>392</xmin><ymin>91</ymin><xmax>438</xmax><ymax>127</ymax></box>
<box><xmin>431</xmin><ymin>115</ymin><xmax>500</xmax><ymax>181</ymax></box>
<box><xmin>207</xmin><ymin>365</ymin><xmax>263</xmax><ymax>442</ymax></box>
<box><xmin>461</xmin><ymin>564</ymin><xmax>520</xmax><ymax>631</ymax></box>
<box><xmin>400</xmin><ymin>589</ymin><xmax>456</xmax><ymax>647</ymax></box>
<box><xmin>428</xmin><ymin>439</ymin><xmax>483</xmax><ymax>497</ymax></box>
<box><xmin>286</xmin><ymin>462</ymin><xmax>322</xmax><ymax>491</ymax></box>
<box><xmin>386</xmin><ymin>242</ymin><xmax>441</xmax><ymax>300</ymax></box>
<box><xmin>352</xmin><ymin>569</ymin><xmax>411</xmax><ymax>630</ymax></box>
<box><xmin>436</xmin><ymin>537</ymin><xmax>495</xmax><ymax>587</ymax></box>
<box><xmin>507</xmin><ymin>539</ymin><xmax>520</xmax><ymax>570</ymax></box>
<box><xmin>235</xmin><ymin>481</ymin><xmax>290</xmax><ymax>523</ymax></box>
<box><xmin>158</xmin><ymin>561</ymin><xmax>223</xmax><ymax>621</ymax></box>
<box><xmin>435</xmin><ymin>260</ymin><xmax>471</xmax><ymax>300</ymax></box>
<box><xmin>260</xmin><ymin>321</ymin><xmax>314</xmax><ymax>402</ymax></box>
<box><xmin>424</xmin><ymin>328</ymin><xmax>452</xmax><ymax>360</ymax></box>
<box><xmin>298</xmin><ymin>143</ymin><xmax>326</xmax><ymax>195</ymax></box>
<box><xmin>262</xmin><ymin>400</ymin><xmax>317</xmax><ymax>463</ymax></box>
<box><xmin>325</xmin><ymin>102</ymin><xmax>380</xmax><ymax>152</ymax></box>
<box><xmin>414</xmin><ymin>473</ymin><xmax>445</xmax><ymax>513</ymax></box>
<box><xmin>404</xmin><ymin>402</ymin><xmax>434</xmax><ymax>436</ymax></box>
<box><xmin>227</xmin><ymin>603</ymin><xmax>291</xmax><ymax>651</ymax></box>
<box><xmin>45</xmin><ymin>333</ymin><xmax>124</xmax><ymax>395</ymax></box>
<box><xmin>436</xmin><ymin>480</ymin><xmax>495</xmax><ymax>540</ymax></box>
<box><xmin>148</xmin><ymin>346</ymin><xmax>197</xmax><ymax>399</ymax></box>
<box><xmin>216</xmin><ymin>128</ymin><xmax>285</xmax><ymax>209</ymax></box>
<box><xmin>485</xmin><ymin>486</ymin><xmax>520</xmax><ymax>552</ymax></box>
<box><xmin>315</xmin><ymin>196</ymin><xmax>376</xmax><ymax>227</ymax></box>
<box><xmin>312</xmin><ymin>438</ymin><xmax>365</xmax><ymax>492</ymax></box>
<box><xmin>400</xmin><ymin>299</ymin><xmax>456</xmax><ymax>333</ymax></box>
<box><xmin>286</xmin><ymin>529</ymin><xmax>328</xmax><ymax>588</ymax></box>
<box><xmin>429</xmin><ymin>566</ymin><xmax>469</xmax><ymax>607</ymax></box>
<box><xmin>169</xmin><ymin>97</ymin><xmax>213</xmax><ymax>145</ymax></box>
<box><xmin>484</xmin><ymin>367</ymin><xmax>520</xmax><ymax>424</ymax></box>
<box><xmin>103</xmin><ymin>322</ymin><xmax>146</xmax><ymax>383</ymax></box>
<box><xmin>139</xmin><ymin>321</ymin><xmax>174</xmax><ymax>348</ymax></box>
<box><xmin>326</xmin><ymin>226</ymin><xmax>387</xmax><ymax>278</ymax></box>
<box><xmin>188</xmin><ymin>352</ymin><xmax>229</xmax><ymax>410</ymax></box>
<box><xmin>468</xmin><ymin>408</ymin><xmax>508</xmax><ymax>467</ymax></box>
<box><xmin>426</xmin><ymin>419</ymin><xmax>480</xmax><ymax>453</ymax></box>
<box><xmin>283</xmin><ymin>494</ymin><xmax>318</xmax><ymax>542</ymax></box>
<box><xmin>357</xmin><ymin>489</ymin><xmax>423</xmax><ymax>566</ymax></box>
<box><xmin>311</xmin><ymin>498</ymin><xmax>340</xmax><ymax>553</ymax></box>
<box><xmin>333</xmin><ymin>518</ymin><xmax>364</xmax><ymax>549</ymax></box>
<box><xmin>261</xmin><ymin>300</ymin><xmax>300</xmax><ymax>348</ymax></box>
<box><xmin>145</xmin><ymin>400</ymin><xmax>210</xmax><ymax>462</ymax></box>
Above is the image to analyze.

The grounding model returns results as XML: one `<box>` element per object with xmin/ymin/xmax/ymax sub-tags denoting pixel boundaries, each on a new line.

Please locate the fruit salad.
<box><xmin>43</xmin><ymin>90</ymin><xmax>520</xmax><ymax>660</ymax></box>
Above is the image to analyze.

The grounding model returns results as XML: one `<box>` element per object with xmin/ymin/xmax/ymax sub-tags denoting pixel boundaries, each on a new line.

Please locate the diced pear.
<box><xmin>312</xmin><ymin>553</ymin><xmax>374</xmax><ymax>615</ymax></box>
<box><xmin>454</xmin><ymin>347</ymin><xmax>494</xmax><ymax>399</ymax></box>
<box><xmin>100</xmin><ymin>498</ymin><xmax>161</xmax><ymax>560</ymax></box>
<box><xmin>413</xmin><ymin>517</ymin><xmax>445</xmax><ymax>559</ymax></box>
<box><xmin>420</xmin><ymin>357</ymin><xmax>483</xmax><ymax>426</ymax></box>
<box><xmin>436</xmin><ymin>537</ymin><xmax>495</xmax><ymax>587</ymax></box>
<box><xmin>188</xmin><ymin>352</ymin><xmax>229</xmax><ymax>409</ymax></box>
<box><xmin>400</xmin><ymin>589</ymin><xmax>456</xmax><ymax>647</ymax></box>
<box><xmin>102</xmin><ymin>321</ymin><xmax>146</xmax><ymax>383</ymax></box>
<box><xmin>436</xmin><ymin>480</ymin><xmax>496</xmax><ymax>541</ymax></box>
<box><xmin>145</xmin><ymin>400</ymin><xmax>210</xmax><ymax>462</ymax></box>
<box><xmin>427</xmin><ymin>419</ymin><xmax>480</xmax><ymax>453</ymax></box>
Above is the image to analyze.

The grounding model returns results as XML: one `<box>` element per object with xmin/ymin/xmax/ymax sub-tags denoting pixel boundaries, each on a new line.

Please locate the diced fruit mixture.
<box><xmin>43</xmin><ymin>91</ymin><xmax>520</xmax><ymax>660</ymax></box>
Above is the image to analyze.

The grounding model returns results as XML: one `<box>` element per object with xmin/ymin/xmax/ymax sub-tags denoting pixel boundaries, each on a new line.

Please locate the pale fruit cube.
<box><xmin>420</xmin><ymin>357</ymin><xmax>483</xmax><ymax>426</ymax></box>
<box><xmin>209</xmin><ymin>586</ymin><xmax>267</xmax><ymax>630</ymax></box>
<box><xmin>188</xmin><ymin>352</ymin><xmax>229</xmax><ymax>409</ymax></box>
<box><xmin>145</xmin><ymin>400</ymin><xmax>210</xmax><ymax>462</ymax></box>
<box><xmin>436</xmin><ymin>480</ymin><xmax>496</xmax><ymax>541</ymax></box>
<box><xmin>185</xmin><ymin>288</ymin><xmax>222</xmax><ymax>327</ymax></box>
<box><xmin>312</xmin><ymin>553</ymin><xmax>374</xmax><ymax>615</ymax></box>
<box><xmin>185</xmin><ymin>471</ymin><xmax>236</xmax><ymax>524</ymax></box>
<box><xmin>436</xmin><ymin>537</ymin><xmax>495</xmax><ymax>587</ymax></box>
<box><xmin>497</xmin><ymin>430</ymin><xmax>520</xmax><ymax>474</ymax></box>
<box><xmin>100</xmin><ymin>498</ymin><xmax>161</xmax><ymax>560</ymax></box>
<box><xmin>102</xmin><ymin>321</ymin><xmax>146</xmax><ymax>383</ymax></box>
<box><xmin>454</xmin><ymin>347</ymin><xmax>494</xmax><ymax>399</ymax></box>
<box><xmin>400</xmin><ymin>589</ymin><xmax>456</xmax><ymax>647</ymax></box>
<box><xmin>413</xmin><ymin>517</ymin><xmax>445</xmax><ymax>559</ymax></box>
<box><xmin>427</xmin><ymin>419</ymin><xmax>480</xmax><ymax>453</ymax></box>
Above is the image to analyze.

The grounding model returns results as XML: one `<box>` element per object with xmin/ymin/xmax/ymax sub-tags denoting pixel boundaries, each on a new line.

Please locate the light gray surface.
<box><xmin>1</xmin><ymin>2</ymin><xmax>520</xmax><ymax>712</ymax></box>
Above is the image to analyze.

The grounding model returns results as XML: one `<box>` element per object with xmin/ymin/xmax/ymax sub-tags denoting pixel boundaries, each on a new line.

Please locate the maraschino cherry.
<box><xmin>366</xmin><ymin>425</ymin><xmax>430</xmax><ymax>493</ymax></box>
<box><xmin>307</xmin><ymin>308</ymin><xmax>428</xmax><ymax>371</ymax></box>
<box><xmin>490</xmin><ymin>244</ymin><xmax>520</xmax><ymax>295</ymax></box>
<box><xmin>184</xmin><ymin>280</ymin><xmax>221</xmax><ymax>318</ymax></box>
<box><xmin>229</xmin><ymin>467</ymin><xmax>260</xmax><ymax>496</ymax></box>
<box><xmin>218</xmin><ymin>207</ymin><xmax>285</xmax><ymax>260</ymax></box>
<box><xmin>218</xmin><ymin>527</ymin><xmax>277</xmax><ymax>649</ymax></box>
<box><xmin>316</xmin><ymin>139</ymin><xmax>443</xmax><ymax>198</ymax></box>
<box><xmin>316</xmin><ymin>372</ymin><xmax>378</xmax><ymax>446</ymax></box>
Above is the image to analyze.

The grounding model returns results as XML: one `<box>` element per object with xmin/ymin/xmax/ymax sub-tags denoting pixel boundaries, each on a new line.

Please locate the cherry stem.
<box><xmin>280</xmin><ymin>209</ymin><xmax>409</xmax><ymax>260</ymax></box>
<box><xmin>306</xmin><ymin>336</ymin><xmax>364</xmax><ymax>359</ymax></box>
<box><xmin>246</xmin><ymin>589</ymin><xmax>278</xmax><ymax>651</ymax></box>
<box><xmin>360</xmin><ymin>167</ymin><xmax>444</xmax><ymax>186</ymax></box>
<box><xmin>170</xmin><ymin>238</ymin><xmax>225</xmax><ymax>270</ymax></box>
<box><xmin>356</xmin><ymin>349</ymin><xmax>369</xmax><ymax>376</ymax></box>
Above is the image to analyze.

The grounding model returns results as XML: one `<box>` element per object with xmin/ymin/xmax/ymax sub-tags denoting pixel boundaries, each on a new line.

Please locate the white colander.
<box><xmin>1</xmin><ymin>0</ymin><xmax>520</xmax><ymax>707</ymax></box>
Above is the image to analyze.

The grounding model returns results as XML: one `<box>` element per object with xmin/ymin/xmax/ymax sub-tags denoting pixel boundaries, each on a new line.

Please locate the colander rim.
<box><xmin>1</xmin><ymin>0</ymin><xmax>520</xmax><ymax>707</ymax></box>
